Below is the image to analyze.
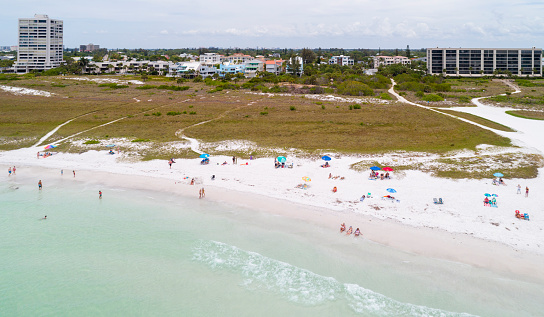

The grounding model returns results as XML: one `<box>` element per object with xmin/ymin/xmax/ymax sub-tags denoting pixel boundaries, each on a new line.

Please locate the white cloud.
<box><xmin>160</xmin><ymin>30</ymin><xmax>168</xmax><ymax>35</ymax></box>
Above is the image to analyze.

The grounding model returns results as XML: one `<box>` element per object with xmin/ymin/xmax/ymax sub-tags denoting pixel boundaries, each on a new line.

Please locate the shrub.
<box><xmin>422</xmin><ymin>94</ymin><xmax>444</xmax><ymax>102</ymax></box>
<box><xmin>152</xmin><ymin>112</ymin><xmax>161</xmax><ymax>116</ymax></box>
<box><xmin>136</xmin><ymin>85</ymin><xmax>156</xmax><ymax>90</ymax></box>
<box><xmin>131</xmin><ymin>139</ymin><xmax>150</xmax><ymax>142</ymax></box>
<box><xmin>98</xmin><ymin>83</ymin><xmax>128</xmax><ymax>89</ymax></box>
<box><xmin>189</xmin><ymin>111</ymin><xmax>197</xmax><ymax>115</ymax></box>
<box><xmin>336</xmin><ymin>80</ymin><xmax>374</xmax><ymax>96</ymax></box>
<box><xmin>290</xmin><ymin>106</ymin><xmax>296</xmax><ymax>111</ymax></box>
<box><xmin>51</xmin><ymin>83</ymin><xmax>66</xmax><ymax>88</ymax></box>
<box><xmin>157</xmin><ymin>85</ymin><xmax>190</xmax><ymax>91</ymax></box>
<box><xmin>84</xmin><ymin>140</ymin><xmax>100</xmax><ymax>145</ymax></box>
<box><xmin>415</xmin><ymin>91</ymin><xmax>425</xmax><ymax>98</ymax></box>
<box><xmin>167</xmin><ymin>111</ymin><xmax>181</xmax><ymax>116</ymax></box>
<box><xmin>379</xmin><ymin>93</ymin><xmax>393</xmax><ymax>100</ymax></box>
<box><xmin>352</xmin><ymin>104</ymin><xmax>362</xmax><ymax>109</ymax></box>
<box><xmin>458</xmin><ymin>96</ymin><xmax>471</xmax><ymax>103</ymax></box>
<box><xmin>260</xmin><ymin>111</ymin><xmax>268</xmax><ymax>115</ymax></box>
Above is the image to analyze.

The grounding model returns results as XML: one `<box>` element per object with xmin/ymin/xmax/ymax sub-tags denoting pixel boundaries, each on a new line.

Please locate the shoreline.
<box><xmin>4</xmin><ymin>162</ymin><xmax>544</xmax><ymax>284</ymax></box>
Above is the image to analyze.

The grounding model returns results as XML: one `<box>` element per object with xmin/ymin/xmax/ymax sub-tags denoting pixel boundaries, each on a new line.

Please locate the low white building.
<box><xmin>199</xmin><ymin>53</ymin><xmax>222</xmax><ymax>65</ymax></box>
<box><xmin>373</xmin><ymin>55</ymin><xmax>411</xmax><ymax>68</ymax></box>
<box><xmin>328</xmin><ymin>55</ymin><xmax>354</xmax><ymax>66</ymax></box>
<box><xmin>170</xmin><ymin>61</ymin><xmax>216</xmax><ymax>78</ymax></box>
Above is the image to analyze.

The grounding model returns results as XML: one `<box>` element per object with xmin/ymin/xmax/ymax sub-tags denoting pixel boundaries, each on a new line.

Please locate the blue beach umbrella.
<box><xmin>492</xmin><ymin>194</ymin><xmax>498</xmax><ymax>197</ymax></box>
<box><xmin>321</xmin><ymin>155</ymin><xmax>332</xmax><ymax>161</ymax></box>
<box><xmin>370</xmin><ymin>166</ymin><xmax>381</xmax><ymax>171</ymax></box>
<box><xmin>484</xmin><ymin>193</ymin><xmax>491</xmax><ymax>197</ymax></box>
<box><xmin>277</xmin><ymin>156</ymin><xmax>286</xmax><ymax>163</ymax></box>
<box><xmin>199</xmin><ymin>153</ymin><xmax>210</xmax><ymax>158</ymax></box>
<box><xmin>386</xmin><ymin>188</ymin><xmax>397</xmax><ymax>193</ymax></box>
<box><xmin>493</xmin><ymin>172</ymin><xmax>504</xmax><ymax>177</ymax></box>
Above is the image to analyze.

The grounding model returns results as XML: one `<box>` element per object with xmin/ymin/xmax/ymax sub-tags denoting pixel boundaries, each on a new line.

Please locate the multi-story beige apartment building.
<box><xmin>14</xmin><ymin>14</ymin><xmax>63</xmax><ymax>73</ymax></box>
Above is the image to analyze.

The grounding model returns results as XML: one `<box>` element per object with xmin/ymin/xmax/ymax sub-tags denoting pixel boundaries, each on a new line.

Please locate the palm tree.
<box><xmin>78</xmin><ymin>58</ymin><xmax>89</xmax><ymax>74</ymax></box>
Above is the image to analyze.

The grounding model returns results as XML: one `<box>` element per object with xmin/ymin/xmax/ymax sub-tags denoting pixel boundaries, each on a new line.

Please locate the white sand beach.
<box><xmin>1</xmin><ymin>83</ymin><xmax>544</xmax><ymax>283</ymax></box>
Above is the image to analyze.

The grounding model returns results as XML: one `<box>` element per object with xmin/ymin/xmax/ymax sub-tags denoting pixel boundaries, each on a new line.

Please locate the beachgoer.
<box><xmin>517</xmin><ymin>184</ymin><xmax>521</xmax><ymax>194</ymax></box>
<box><xmin>499</xmin><ymin>178</ymin><xmax>505</xmax><ymax>185</ymax></box>
<box><xmin>340</xmin><ymin>223</ymin><xmax>346</xmax><ymax>232</ymax></box>
<box><xmin>190</xmin><ymin>178</ymin><xmax>195</xmax><ymax>185</ymax></box>
<box><xmin>232</xmin><ymin>156</ymin><xmax>236</xmax><ymax>164</ymax></box>
<box><xmin>332</xmin><ymin>186</ymin><xmax>337</xmax><ymax>193</ymax></box>
<box><xmin>44</xmin><ymin>215</ymin><xmax>47</xmax><ymax>219</ymax></box>
<box><xmin>199</xmin><ymin>188</ymin><xmax>202</xmax><ymax>199</ymax></box>
<box><xmin>8</xmin><ymin>167</ymin><xmax>11</xmax><ymax>176</ymax></box>
<box><xmin>526</xmin><ymin>186</ymin><xmax>529</xmax><ymax>197</ymax></box>
<box><xmin>37</xmin><ymin>152</ymin><xmax>40</xmax><ymax>159</ymax></box>
<box><xmin>61</xmin><ymin>169</ymin><xmax>63</xmax><ymax>176</ymax></box>
<box><xmin>360</xmin><ymin>195</ymin><xmax>366</xmax><ymax>202</ymax></box>
<box><xmin>385</xmin><ymin>172</ymin><xmax>389</xmax><ymax>179</ymax></box>
<box><xmin>38</xmin><ymin>180</ymin><xmax>42</xmax><ymax>190</ymax></box>
<box><xmin>346</xmin><ymin>226</ymin><xmax>353</xmax><ymax>235</ymax></box>
<box><xmin>12</xmin><ymin>166</ymin><xmax>16</xmax><ymax>175</ymax></box>
<box><xmin>484</xmin><ymin>197</ymin><xmax>489</xmax><ymax>206</ymax></box>
<box><xmin>211</xmin><ymin>175</ymin><xmax>215</xmax><ymax>180</ymax></box>
<box><xmin>99</xmin><ymin>190</ymin><xmax>102</xmax><ymax>199</ymax></box>
<box><xmin>329</xmin><ymin>173</ymin><xmax>332</xmax><ymax>179</ymax></box>
<box><xmin>354</xmin><ymin>228</ymin><xmax>360</xmax><ymax>236</ymax></box>
<box><xmin>250</xmin><ymin>155</ymin><xmax>253</xmax><ymax>160</ymax></box>
<box><xmin>168</xmin><ymin>160</ymin><xmax>172</xmax><ymax>169</ymax></box>
<box><xmin>73</xmin><ymin>170</ymin><xmax>76</xmax><ymax>177</ymax></box>
<box><xmin>201</xmin><ymin>188</ymin><xmax>205</xmax><ymax>198</ymax></box>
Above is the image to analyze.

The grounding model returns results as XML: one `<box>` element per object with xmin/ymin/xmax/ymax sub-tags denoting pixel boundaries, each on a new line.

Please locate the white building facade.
<box><xmin>328</xmin><ymin>55</ymin><xmax>354</xmax><ymax>66</ymax></box>
<box><xmin>373</xmin><ymin>56</ymin><xmax>411</xmax><ymax>68</ymax></box>
<box><xmin>14</xmin><ymin>14</ymin><xmax>63</xmax><ymax>73</ymax></box>
<box><xmin>427</xmin><ymin>48</ymin><xmax>543</xmax><ymax>77</ymax></box>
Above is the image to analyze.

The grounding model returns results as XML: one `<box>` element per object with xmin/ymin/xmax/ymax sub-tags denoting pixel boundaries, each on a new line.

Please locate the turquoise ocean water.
<box><xmin>1</xmin><ymin>172</ymin><xmax>543</xmax><ymax>316</ymax></box>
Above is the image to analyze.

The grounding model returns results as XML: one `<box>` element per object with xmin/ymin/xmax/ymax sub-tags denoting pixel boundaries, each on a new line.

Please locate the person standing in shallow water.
<box><xmin>73</xmin><ymin>170</ymin><xmax>75</xmax><ymax>177</ymax></box>
<box><xmin>99</xmin><ymin>190</ymin><xmax>102</xmax><ymax>199</ymax></box>
<box><xmin>38</xmin><ymin>180</ymin><xmax>42</xmax><ymax>190</ymax></box>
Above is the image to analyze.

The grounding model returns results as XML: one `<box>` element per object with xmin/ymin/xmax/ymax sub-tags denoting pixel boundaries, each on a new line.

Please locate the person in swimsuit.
<box><xmin>38</xmin><ymin>180</ymin><xmax>42</xmax><ymax>190</ymax></box>
<box><xmin>340</xmin><ymin>223</ymin><xmax>346</xmax><ymax>232</ymax></box>
<box><xmin>354</xmin><ymin>228</ymin><xmax>361</xmax><ymax>236</ymax></box>
<box><xmin>346</xmin><ymin>226</ymin><xmax>353</xmax><ymax>235</ymax></box>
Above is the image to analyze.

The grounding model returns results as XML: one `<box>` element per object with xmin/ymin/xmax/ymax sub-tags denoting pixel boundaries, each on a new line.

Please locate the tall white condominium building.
<box><xmin>427</xmin><ymin>48</ymin><xmax>542</xmax><ymax>77</ymax></box>
<box><xmin>14</xmin><ymin>14</ymin><xmax>63</xmax><ymax>73</ymax></box>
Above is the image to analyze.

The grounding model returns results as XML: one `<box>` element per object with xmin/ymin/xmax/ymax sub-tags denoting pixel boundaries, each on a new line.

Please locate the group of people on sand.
<box><xmin>320</xmin><ymin>161</ymin><xmax>330</xmax><ymax>168</ymax></box>
<box><xmin>516</xmin><ymin>184</ymin><xmax>529</xmax><ymax>197</ymax></box>
<box><xmin>340</xmin><ymin>223</ymin><xmax>361</xmax><ymax>236</ymax></box>
<box><xmin>483</xmin><ymin>196</ymin><xmax>497</xmax><ymax>207</ymax></box>
<box><xmin>328</xmin><ymin>173</ymin><xmax>344</xmax><ymax>180</ymax></box>
<box><xmin>492</xmin><ymin>178</ymin><xmax>506</xmax><ymax>186</ymax></box>
<box><xmin>369</xmin><ymin>171</ymin><xmax>390</xmax><ymax>180</ymax></box>
<box><xmin>199</xmin><ymin>187</ymin><xmax>205</xmax><ymax>199</ymax></box>
<box><xmin>37</xmin><ymin>152</ymin><xmax>53</xmax><ymax>159</ymax></box>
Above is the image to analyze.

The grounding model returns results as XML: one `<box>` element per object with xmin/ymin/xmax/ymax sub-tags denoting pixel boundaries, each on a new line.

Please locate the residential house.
<box><xmin>265</xmin><ymin>60</ymin><xmax>284</xmax><ymax>75</ymax></box>
<box><xmin>373</xmin><ymin>55</ymin><xmax>411</xmax><ymax>68</ymax></box>
<box><xmin>328</xmin><ymin>55</ymin><xmax>354</xmax><ymax>66</ymax></box>
<box><xmin>199</xmin><ymin>53</ymin><xmax>222</xmax><ymax>65</ymax></box>
<box><xmin>244</xmin><ymin>60</ymin><xmax>264</xmax><ymax>78</ymax></box>
<box><xmin>219</xmin><ymin>62</ymin><xmax>245</xmax><ymax>77</ymax></box>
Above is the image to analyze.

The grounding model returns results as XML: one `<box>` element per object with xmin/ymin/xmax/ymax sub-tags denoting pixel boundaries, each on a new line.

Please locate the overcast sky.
<box><xmin>2</xmin><ymin>0</ymin><xmax>543</xmax><ymax>49</ymax></box>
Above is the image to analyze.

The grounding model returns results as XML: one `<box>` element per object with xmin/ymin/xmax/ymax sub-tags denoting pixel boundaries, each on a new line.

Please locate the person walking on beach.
<box><xmin>73</xmin><ymin>170</ymin><xmax>76</xmax><ymax>177</ymax></box>
<box><xmin>526</xmin><ymin>186</ymin><xmax>529</xmax><ymax>198</ymax></box>
<box><xmin>99</xmin><ymin>190</ymin><xmax>102</xmax><ymax>199</ymax></box>
<box><xmin>517</xmin><ymin>184</ymin><xmax>521</xmax><ymax>194</ymax></box>
<box><xmin>12</xmin><ymin>166</ymin><xmax>16</xmax><ymax>175</ymax></box>
<box><xmin>61</xmin><ymin>169</ymin><xmax>63</xmax><ymax>176</ymax></box>
<box><xmin>232</xmin><ymin>156</ymin><xmax>236</xmax><ymax>164</ymax></box>
<box><xmin>201</xmin><ymin>187</ymin><xmax>205</xmax><ymax>198</ymax></box>
<box><xmin>199</xmin><ymin>188</ymin><xmax>202</xmax><ymax>199</ymax></box>
<box><xmin>38</xmin><ymin>180</ymin><xmax>42</xmax><ymax>190</ymax></box>
<box><xmin>168</xmin><ymin>160</ymin><xmax>172</xmax><ymax>169</ymax></box>
<box><xmin>8</xmin><ymin>167</ymin><xmax>11</xmax><ymax>176</ymax></box>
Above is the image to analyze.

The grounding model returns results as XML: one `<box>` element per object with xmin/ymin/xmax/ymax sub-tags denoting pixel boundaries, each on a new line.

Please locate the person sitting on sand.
<box><xmin>321</xmin><ymin>162</ymin><xmax>330</xmax><ymax>168</ymax></box>
<box><xmin>222</xmin><ymin>161</ymin><xmax>228</xmax><ymax>165</ymax></box>
<box><xmin>346</xmin><ymin>226</ymin><xmax>353</xmax><ymax>235</ymax></box>
<box><xmin>385</xmin><ymin>172</ymin><xmax>390</xmax><ymax>179</ymax></box>
<box><xmin>332</xmin><ymin>186</ymin><xmax>337</xmax><ymax>193</ymax></box>
<box><xmin>484</xmin><ymin>197</ymin><xmax>489</xmax><ymax>206</ymax></box>
<box><xmin>354</xmin><ymin>228</ymin><xmax>360</xmax><ymax>236</ymax></box>
<box><xmin>491</xmin><ymin>198</ymin><xmax>496</xmax><ymax>206</ymax></box>
<box><xmin>211</xmin><ymin>175</ymin><xmax>215</xmax><ymax>180</ymax></box>
<box><xmin>360</xmin><ymin>195</ymin><xmax>366</xmax><ymax>202</ymax></box>
<box><xmin>380</xmin><ymin>173</ymin><xmax>384</xmax><ymax>180</ymax></box>
<box><xmin>190</xmin><ymin>178</ymin><xmax>195</xmax><ymax>185</ymax></box>
<box><xmin>340</xmin><ymin>223</ymin><xmax>346</xmax><ymax>232</ymax></box>
<box><xmin>499</xmin><ymin>178</ymin><xmax>505</xmax><ymax>185</ymax></box>
<box><xmin>492</xmin><ymin>178</ymin><xmax>498</xmax><ymax>185</ymax></box>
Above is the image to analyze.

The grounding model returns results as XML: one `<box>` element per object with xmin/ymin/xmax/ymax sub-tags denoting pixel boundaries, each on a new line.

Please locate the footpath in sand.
<box><xmin>1</xmin><ymin>80</ymin><xmax>543</xmax><ymax>280</ymax></box>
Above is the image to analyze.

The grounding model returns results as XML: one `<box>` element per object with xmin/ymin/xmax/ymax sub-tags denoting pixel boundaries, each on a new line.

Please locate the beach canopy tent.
<box><xmin>277</xmin><ymin>156</ymin><xmax>287</xmax><ymax>163</ymax></box>
<box><xmin>44</xmin><ymin>144</ymin><xmax>56</xmax><ymax>150</ymax></box>
<box><xmin>199</xmin><ymin>153</ymin><xmax>210</xmax><ymax>158</ymax></box>
<box><xmin>382</xmin><ymin>167</ymin><xmax>394</xmax><ymax>172</ymax></box>
<box><xmin>370</xmin><ymin>166</ymin><xmax>381</xmax><ymax>171</ymax></box>
<box><xmin>387</xmin><ymin>188</ymin><xmax>397</xmax><ymax>193</ymax></box>
<box><xmin>321</xmin><ymin>155</ymin><xmax>332</xmax><ymax>161</ymax></box>
<box><xmin>493</xmin><ymin>172</ymin><xmax>504</xmax><ymax>177</ymax></box>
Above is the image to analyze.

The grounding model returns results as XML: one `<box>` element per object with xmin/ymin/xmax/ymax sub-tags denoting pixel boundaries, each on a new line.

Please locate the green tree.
<box><xmin>301</xmin><ymin>48</ymin><xmax>316</xmax><ymax>64</ymax></box>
